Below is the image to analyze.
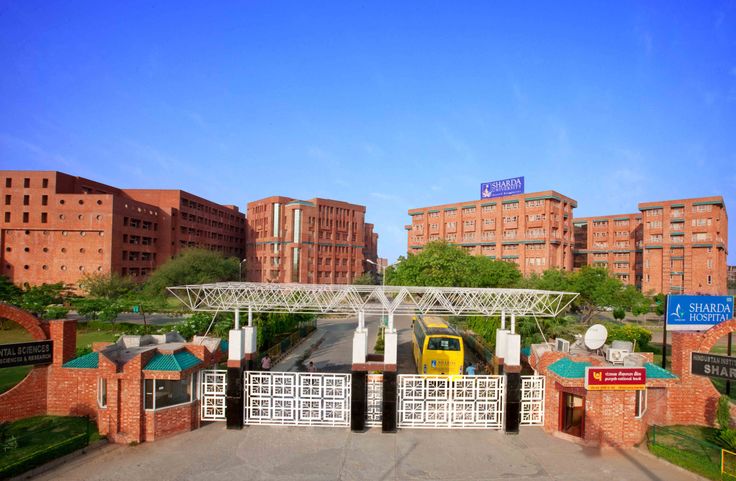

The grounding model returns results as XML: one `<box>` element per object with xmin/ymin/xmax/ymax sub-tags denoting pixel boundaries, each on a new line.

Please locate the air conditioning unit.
<box><xmin>607</xmin><ymin>348</ymin><xmax>629</xmax><ymax>364</ymax></box>
<box><xmin>556</xmin><ymin>338</ymin><xmax>570</xmax><ymax>353</ymax></box>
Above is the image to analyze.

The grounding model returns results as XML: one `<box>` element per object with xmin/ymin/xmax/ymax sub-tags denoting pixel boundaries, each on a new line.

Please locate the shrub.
<box><xmin>718</xmin><ymin>395</ymin><xmax>732</xmax><ymax>431</ymax></box>
<box><xmin>606</xmin><ymin>323</ymin><xmax>652</xmax><ymax>351</ymax></box>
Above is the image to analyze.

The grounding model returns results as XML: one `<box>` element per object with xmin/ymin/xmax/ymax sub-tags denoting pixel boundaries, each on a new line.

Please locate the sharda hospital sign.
<box><xmin>666</xmin><ymin>295</ymin><xmax>734</xmax><ymax>331</ymax></box>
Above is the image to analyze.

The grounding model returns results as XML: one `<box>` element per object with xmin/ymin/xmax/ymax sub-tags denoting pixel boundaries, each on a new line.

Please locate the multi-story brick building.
<box><xmin>245</xmin><ymin>196</ymin><xmax>379</xmax><ymax>284</ymax></box>
<box><xmin>573</xmin><ymin>196</ymin><xmax>728</xmax><ymax>295</ymax></box>
<box><xmin>0</xmin><ymin>171</ymin><xmax>245</xmax><ymax>287</ymax></box>
<box><xmin>572</xmin><ymin>213</ymin><xmax>644</xmax><ymax>287</ymax></box>
<box><xmin>406</xmin><ymin>190</ymin><xmax>577</xmax><ymax>275</ymax></box>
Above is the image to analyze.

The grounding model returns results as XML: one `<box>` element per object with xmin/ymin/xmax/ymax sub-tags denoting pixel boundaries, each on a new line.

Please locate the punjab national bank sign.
<box><xmin>0</xmin><ymin>340</ymin><xmax>53</xmax><ymax>368</ymax></box>
<box><xmin>585</xmin><ymin>367</ymin><xmax>646</xmax><ymax>391</ymax></box>
<box><xmin>666</xmin><ymin>295</ymin><xmax>734</xmax><ymax>331</ymax></box>
<box><xmin>480</xmin><ymin>176</ymin><xmax>524</xmax><ymax>199</ymax></box>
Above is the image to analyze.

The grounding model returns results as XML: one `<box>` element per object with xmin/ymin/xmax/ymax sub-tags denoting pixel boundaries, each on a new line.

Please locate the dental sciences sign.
<box><xmin>480</xmin><ymin>176</ymin><xmax>524</xmax><ymax>199</ymax></box>
<box><xmin>666</xmin><ymin>295</ymin><xmax>734</xmax><ymax>331</ymax></box>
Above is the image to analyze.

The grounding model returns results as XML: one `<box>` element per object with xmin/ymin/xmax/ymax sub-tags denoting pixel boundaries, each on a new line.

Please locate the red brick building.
<box><xmin>572</xmin><ymin>213</ymin><xmax>644</xmax><ymax>287</ymax></box>
<box><xmin>245</xmin><ymin>196</ymin><xmax>379</xmax><ymax>284</ymax></box>
<box><xmin>0</xmin><ymin>171</ymin><xmax>245</xmax><ymax>287</ymax></box>
<box><xmin>406</xmin><ymin>191</ymin><xmax>577</xmax><ymax>274</ymax></box>
<box><xmin>573</xmin><ymin>196</ymin><xmax>728</xmax><ymax>295</ymax></box>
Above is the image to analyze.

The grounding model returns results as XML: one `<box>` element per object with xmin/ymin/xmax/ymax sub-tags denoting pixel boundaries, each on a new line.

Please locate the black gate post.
<box><xmin>351</xmin><ymin>371</ymin><xmax>367</xmax><ymax>432</ymax></box>
<box><xmin>504</xmin><ymin>368</ymin><xmax>521</xmax><ymax>434</ymax></box>
<box><xmin>226</xmin><ymin>366</ymin><xmax>244</xmax><ymax>429</ymax></box>
<box><xmin>382</xmin><ymin>371</ymin><xmax>397</xmax><ymax>433</ymax></box>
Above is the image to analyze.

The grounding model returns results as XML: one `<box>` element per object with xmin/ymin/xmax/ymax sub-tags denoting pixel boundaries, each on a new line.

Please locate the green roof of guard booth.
<box><xmin>547</xmin><ymin>358</ymin><xmax>676</xmax><ymax>380</ymax></box>
<box><xmin>63</xmin><ymin>352</ymin><xmax>99</xmax><ymax>369</ymax></box>
<box><xmin>144</xmin><ymin>351</ymin><xmax>202</xmax><ymax>371</ymax></box>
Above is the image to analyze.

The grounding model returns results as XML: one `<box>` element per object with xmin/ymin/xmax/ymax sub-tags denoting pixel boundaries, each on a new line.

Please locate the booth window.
<box><xmin>635</xmin><ymin>389</ymin><xmax>647</xmax><ymax>418</ymax></box>
<box><xmin>144</xmin><ymin>374</ymin><xmax>197</xmax><ymax>410</ymax></box>
<box><xmin>97</xmin><ymin>378</ymin><xmax>107</xmax><ymax>408</ymax></box>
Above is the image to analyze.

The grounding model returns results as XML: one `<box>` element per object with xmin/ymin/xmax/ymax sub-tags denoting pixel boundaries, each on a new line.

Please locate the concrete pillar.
<box><xmin>495</xmin><ymin>329</ymin><xmax>510</xmax><ymax>375</ymax></box>
<box><xmin>248</xmin><ymin>306</ymin><xmax>253</xmax><ymax>327</ymax></box>
<box><xmin>234</xmin><ymin>309</ymin><xmax>240</xmax><ymax>330</ymax></box>
<box><xmin>510</xmin><ymin>313</ymin><xmax>516</xmax><ymax>335</ymax></box>
<box><xmin>501</xmin><ymin>311</ymin><xmax>506</xmax><ymax>330</ymax></box>
<box><xmin>384</xmin><ymin>329</ymin><xmax>398</xmax><ymax>366</ymax></box>
<box><xmin>352</xmin><ymin>328</ymin><xmax>368</xmax><ymax>365</ymax></box>
<box><xmin>226</xmin><ymin>325</ymin><xmax>257</xmax><ymax>430</ymax></box>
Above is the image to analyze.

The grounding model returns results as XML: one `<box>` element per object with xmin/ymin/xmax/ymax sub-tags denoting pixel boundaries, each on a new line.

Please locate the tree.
<box><xmin>0</xmin><ymin>276</ymin><xmax>22</xmax><ymax>306</ymax></box>
<box><xmin>353</xmin><ymin>273</ymin><xmax>378</xmax><ymax>285</ymax></box>
<box><xmin>570</xmin><ymin>267</ymin><xmax>625</xmax><ymax>324</ymax></box>
<box><xmin>144</xmin><ymin>248</ymin><xmax>240</xmax><ymax>296</ymax></box>
<box><xmin>18</xmin><ymin>283</ymin><xmax>71</xmax><ymax>317</ymax></box>
<box><xmin>386</xmin><ymin>241</ymin><xmax>521</xmax><ymax>288</ymax></box>
<box><xmin>79</xmin><ymin>273</ymin><xmax>137</xmax><ymax>299</ymax></box>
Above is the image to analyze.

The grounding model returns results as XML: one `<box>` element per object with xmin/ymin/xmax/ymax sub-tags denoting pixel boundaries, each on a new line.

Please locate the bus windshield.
<box><xmin>427</xmin><ymin>337</ymin><xmax>461</xmax><ymax>351</ymax></box>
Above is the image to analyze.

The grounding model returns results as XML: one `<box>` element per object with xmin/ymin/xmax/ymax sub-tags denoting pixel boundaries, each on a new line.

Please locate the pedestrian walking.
<box><xmin>261</xmin><ymin>354</ymin><xmax>271</xmax><ymax>371</ymax></box>
<box><xmin>307</xmin><ymin>361</ymin><xmax>316</xmax><ymax>372</ymax></box>
<box><xmin>465</xmin><ymin>363</ymin><xmax>476</xmax><ymax>376</ymax></box>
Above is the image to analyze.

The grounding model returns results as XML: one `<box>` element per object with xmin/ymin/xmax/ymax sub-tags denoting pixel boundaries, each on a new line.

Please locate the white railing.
<box><xmin>366</xmin><ymin>373</ymin><xmax>383</xmax><ymax>427</ymax></box>
<box><xmin>520</xmin><ymin>375</ymin><xmax>545</xmax><ymax>426</ymax></box>
<box><xmin>397</xmin><ymin>375</ymin><xmax>505</xmax><ymax>429</ymax></box>
<box><xmin>200</xmin><ymin>369</ymin><xmax>227</xmax><ymax>421</ymax></box>
<box><xmin>244</xmin><ymin>371</ymin><xmax>351</xmax><ymax>427</ymax></box>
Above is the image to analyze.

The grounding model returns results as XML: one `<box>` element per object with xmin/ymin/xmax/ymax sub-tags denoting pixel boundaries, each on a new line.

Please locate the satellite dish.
<box><xmin>584</xmin><ymin>324</ymin><xmax>608</xmax><ymax>350</ymax></box>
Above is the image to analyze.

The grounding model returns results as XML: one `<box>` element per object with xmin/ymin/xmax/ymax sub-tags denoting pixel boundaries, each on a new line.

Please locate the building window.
<box><xmin>22</xmin><ymin>212</ymin><xmax>29</xmax><ymax>223</ymax></box>
<box><xmin>293</xmin><ymin>208</ymin><xmax>301</xmax><ymax>241</ymax></box>
<box><xmin>98</xmin><ymin>378</ymin><xmax>107</xmax><ymax>408</ymax></box>
<box><xmin>5</xmin><ymin>178</ymin><xmax>11</xmax><ymax>188</ymax></box>
<box><xmin>143</xmin><ymin>375</ymin><xmax>196</xmax><ymax>410</ymax></box>
<box><xmin>42</xmin><ymin>195</ymin><xmax>48</xmax><ymax>206</ymax></box>
<box><xmin>707</xmin><ymin>275</ymin><xmax>712</xmax><ymax>285</ymax></box>
<box><xmin>635</xmin><ymin>389</ymin><xmax>647</xmax><ymax>418</ymax></box>
<box><xmin>41</xmin><ymin>212</ymin><xmax>47</xmax><ymax>223</ymax></box>
<box><xmin>42</xmin><ymin>178</ymin><xmax>49</xmax><ymax>188</ymax></box>
<box><xmin>24</xmin><ymin>178</ymin><xmax>30</xmax><ymax>188</ymax></box>
<box><xmin>3</xmin><ymin>212</ymin><xmax>9</xmax><ymax>222</ymax></box>
<box><xmin>272</xmin><ymin>203</ymin><xmax>281</xmax><ymax>237</ymax></box>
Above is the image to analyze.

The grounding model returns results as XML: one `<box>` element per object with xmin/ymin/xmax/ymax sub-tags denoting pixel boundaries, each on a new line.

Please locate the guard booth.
<box><xmin>169</xmin><ymin>282</ymin><xmax>577</xmax><ymax>434</ymax></box>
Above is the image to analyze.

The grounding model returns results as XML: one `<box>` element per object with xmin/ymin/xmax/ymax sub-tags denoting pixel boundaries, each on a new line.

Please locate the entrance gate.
<box><xmin>397</xmin><ymin>375</ymin><xmax>505</xmax><ymax>429</ymax></box>
<box><xmin>244</xmin><ymin>371</ymin><xmax>351</xmax><ymax>426</ymax></box>
<box><xmin>520</xmin><ymin>375</ymin><xmax>545</xmax><ymax>426</ymax></box>
<box><xmin>366</xmin><ymin>373</ymin><xmax>383</xmax><ymax>427</ymax></box>
<box><xmin>200</xmin><ymin>369</ymin><xmax>227</xmax><ymax>421</ymax></box>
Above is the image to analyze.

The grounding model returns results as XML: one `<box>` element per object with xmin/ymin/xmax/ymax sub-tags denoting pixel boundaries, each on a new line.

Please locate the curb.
<box><xmin>8</xmin><ymin>439</ymin><xmax>115</xmax><ymax>481</ymax></box>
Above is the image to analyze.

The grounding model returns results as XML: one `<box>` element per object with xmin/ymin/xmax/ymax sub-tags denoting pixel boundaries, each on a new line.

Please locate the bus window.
<box><xmin>427</xmin><ymin>337</ymin><xmax>460</xmax><ymax>351</ymax></box>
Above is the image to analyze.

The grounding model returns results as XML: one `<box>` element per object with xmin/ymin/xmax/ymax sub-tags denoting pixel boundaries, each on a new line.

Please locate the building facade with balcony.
<box><xmin>406</xmin><ymin>190</ymin><xmax>577</xmax><ymax>275</ymax></box>
<box><xmin>245</xmin><ymin>196</ymin><xmax>378</xmax><ymax>284</ymax></box>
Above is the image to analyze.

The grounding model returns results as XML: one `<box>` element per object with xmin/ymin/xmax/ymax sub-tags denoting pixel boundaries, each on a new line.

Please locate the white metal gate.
<box><xmin>520</xmin><ymin>375</ymin><xmax>545</xmax><ymax>426</ymax></box>
<box><xmin>200</xmin><ymin>369</ymin><xmax>227</xmax><ymax>421</ymax></box>
<box><xmin>244</xmin><ymin>371</ymin><xmax>351</xmax><ymax>426</ymax></box>
<box><xmin>366</xmin><ymin>373</ymin><xmax>383</xmax><ymax>427</ymax></box>
<box><xmin>397</xmin><ymin>375</ymin><xmax>505</xmax><ymax>429</ymax></box>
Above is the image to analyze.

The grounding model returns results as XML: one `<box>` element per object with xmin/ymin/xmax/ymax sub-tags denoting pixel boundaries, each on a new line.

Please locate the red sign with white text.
<box><xmin>585</xmin><ymin>367</ymin><xmax>646</xmax><ymax>391</ymax></box>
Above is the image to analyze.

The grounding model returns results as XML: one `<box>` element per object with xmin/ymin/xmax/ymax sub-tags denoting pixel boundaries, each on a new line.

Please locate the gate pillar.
<box><xmin>350</xmin><ymin>371</ymin><xmax>367</xmax><ymax>432</ymax></box>
<box><xmin>226</xmin><ymin>325</ymin><xmax>257</xmax><ymax>429</ymax></box>
<box><xmin>504</xmin><ymin>333</ymin><xmax>522</xmax><ymax>434</ymax></box>
<box><xmin>381</xmin><ymin>371</ymin><xmax>397</xmax><ymax>433</ymax></box>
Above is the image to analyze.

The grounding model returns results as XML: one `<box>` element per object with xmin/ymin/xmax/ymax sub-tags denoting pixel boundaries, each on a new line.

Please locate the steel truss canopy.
<box><xmin>168</xmin><ymin>282</ymin><xmax>578</xmax><ymax>318</ymax></box>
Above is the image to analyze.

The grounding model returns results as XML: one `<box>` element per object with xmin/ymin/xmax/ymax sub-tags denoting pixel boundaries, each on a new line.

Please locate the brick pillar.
<box><xmin>48</xmin><ymin>320</ymin><xmax>77</xmax><ymax>366</ymax></box>
<box><xmin>670</xmin><ymin>330</ymin><xmax>704</xmax><ymax>378</ymax></box>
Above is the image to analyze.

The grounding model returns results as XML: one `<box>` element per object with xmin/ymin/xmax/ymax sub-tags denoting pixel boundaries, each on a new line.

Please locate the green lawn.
<box><xmin>0</xmin><ymin>415</ymin><xmax>100</xmax><ymax>478</ymax></box>
<box><xmin>648</xmin><ymin>425</ymin><xmax>728</xmax><ymax>480</ymax></box>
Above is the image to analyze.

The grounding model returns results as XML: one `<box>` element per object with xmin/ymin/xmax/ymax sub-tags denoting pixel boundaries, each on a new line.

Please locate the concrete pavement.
<box><xmin>31</xmin><ymin>422</ymin><xmax>703</xmax><ymax>481</ymax></box>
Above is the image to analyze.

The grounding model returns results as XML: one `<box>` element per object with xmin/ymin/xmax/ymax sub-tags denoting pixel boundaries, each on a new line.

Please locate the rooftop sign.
<box><xmin>666</xmin><ymin>295</ymin><xmax>734</xmax><ymax>331</ymax></box>
<box><xmin>481</xmin><ymin>176</ymin><xmax>524</xmax><ymax>199</ymax></box>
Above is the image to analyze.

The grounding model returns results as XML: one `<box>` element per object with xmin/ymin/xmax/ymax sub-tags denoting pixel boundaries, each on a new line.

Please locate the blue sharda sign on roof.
<box><xmin>666</xmin><ymin>295</ymin><xmax>734</xmax><ymax>331</ymax></box>
<box><xmin>480</xmin><ymin>176</ymin><xmax>524</xmax><ymax>199</ymax></box>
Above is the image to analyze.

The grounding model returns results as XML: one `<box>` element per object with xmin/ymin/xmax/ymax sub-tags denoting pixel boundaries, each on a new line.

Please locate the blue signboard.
<box><xmin>666</xmin><ymin>295</ymin><xmax>734</xmax><ymax>331</ymax></box>
<box><xmin>480</xmin><ymin>176</ymin><xmax>524</xmax><ymax>199</ymax></box>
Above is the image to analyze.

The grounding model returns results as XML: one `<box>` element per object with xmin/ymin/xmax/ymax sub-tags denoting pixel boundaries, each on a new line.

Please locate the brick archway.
<box><xmin>0</xmin><ymin>303</ymin><xmax>49</xmax><ymax>340</ymax></box>
<box><xmin>697</xmin><ymin>319</ymin><xmax>736</xmax><ymax>354</ymax></box>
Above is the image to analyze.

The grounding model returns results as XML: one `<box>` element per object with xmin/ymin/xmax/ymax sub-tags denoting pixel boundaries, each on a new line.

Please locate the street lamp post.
<box><xmin>239</xmin><ymin>258</ymin><xmax>247</xmax><ymax>282</ymax></box>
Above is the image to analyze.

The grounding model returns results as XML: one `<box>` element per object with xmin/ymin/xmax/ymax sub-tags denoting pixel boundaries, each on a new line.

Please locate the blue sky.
<box><xmin>1</xmin><ymin>1</ymin><xmax>735</xmax><ymax>263</ymax></box>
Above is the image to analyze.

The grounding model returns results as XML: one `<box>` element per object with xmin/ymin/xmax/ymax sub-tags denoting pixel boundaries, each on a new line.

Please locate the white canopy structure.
<box><xmin>168</xmin><ymin>282</ymin><xmax>578</xmax><ymax>318</ymax></box>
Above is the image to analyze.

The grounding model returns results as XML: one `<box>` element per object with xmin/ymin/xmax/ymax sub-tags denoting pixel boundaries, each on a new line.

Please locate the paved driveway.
<box><xmin>35</xmin><ymin>423</ymin><xmax>701</xmax><ymax>481</ymax></box>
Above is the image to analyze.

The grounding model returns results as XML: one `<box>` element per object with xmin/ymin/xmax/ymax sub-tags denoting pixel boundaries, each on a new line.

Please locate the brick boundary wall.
<box><xmin>0</xmin><ymin>303</ymin><xmax>51</xmax><ymax>422</ymax></box>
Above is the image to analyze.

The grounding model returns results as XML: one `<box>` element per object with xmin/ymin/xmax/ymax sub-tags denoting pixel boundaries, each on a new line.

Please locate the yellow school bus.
<box><xmin>412</xmin><ymin>316</ymin><xmax>464</xmax><ymax>375</ymax></box>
